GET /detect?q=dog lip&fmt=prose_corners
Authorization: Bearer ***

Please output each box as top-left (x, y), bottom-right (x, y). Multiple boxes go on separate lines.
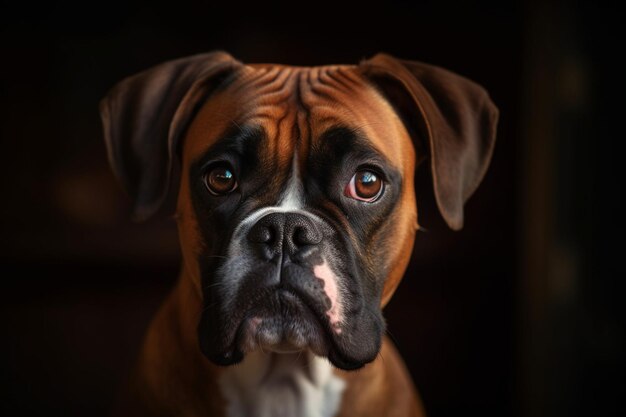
top-left (278, 287), bottom-right (334, 335)
top-left (281, 289), bottom-right (380, 370)
top-left (204, 288), bottom-right (377, 370)
top-left (327, 347), bottom-right (373, 370)
top-left (229, 288), bottom-right (332, 355)
top-left (204, 274), bottom-right (374, 370)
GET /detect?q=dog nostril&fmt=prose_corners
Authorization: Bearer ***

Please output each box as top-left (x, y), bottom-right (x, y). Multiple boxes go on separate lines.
top-left (248, 225), bottom-right (273, 243)
top-left (293, 225), bottom-right (322, 246)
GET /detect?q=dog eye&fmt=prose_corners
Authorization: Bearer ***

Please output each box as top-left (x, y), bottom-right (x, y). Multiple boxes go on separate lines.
top-left (204, 163), bottom-right (238, 195)
top-left (344, 169), bottom-right (384, 202)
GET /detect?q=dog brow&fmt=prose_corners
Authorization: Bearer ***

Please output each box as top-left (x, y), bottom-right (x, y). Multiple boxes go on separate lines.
top-left (315, 125), bottom-right (392, 165)
top-left (191, 124), bottom-right (265, 167)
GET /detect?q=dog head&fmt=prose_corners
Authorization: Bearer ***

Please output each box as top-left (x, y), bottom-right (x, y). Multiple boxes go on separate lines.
top-left (100, 52), bottom-right (497, 370)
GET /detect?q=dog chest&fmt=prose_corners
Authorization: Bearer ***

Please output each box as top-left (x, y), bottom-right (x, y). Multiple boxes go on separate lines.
top-left (218, 351), bottom-right (345, 417)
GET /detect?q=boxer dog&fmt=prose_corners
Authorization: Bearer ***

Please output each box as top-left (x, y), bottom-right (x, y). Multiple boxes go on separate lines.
top-left (100, 51), bottom-right (498, 417)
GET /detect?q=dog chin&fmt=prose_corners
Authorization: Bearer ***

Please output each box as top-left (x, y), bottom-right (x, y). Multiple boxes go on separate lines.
top-left (235, 290), bottom-right (331, 357)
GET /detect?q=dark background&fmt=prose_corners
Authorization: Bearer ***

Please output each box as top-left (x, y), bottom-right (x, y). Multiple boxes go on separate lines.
top-left (1, 1), bottom-right (623, 416)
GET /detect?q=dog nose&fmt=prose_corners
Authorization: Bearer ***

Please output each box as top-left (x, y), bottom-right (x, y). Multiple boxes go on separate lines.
top-left (248, 212), bottom-right (322, 261)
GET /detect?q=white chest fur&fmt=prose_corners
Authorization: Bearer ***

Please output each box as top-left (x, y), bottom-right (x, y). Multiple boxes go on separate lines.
top-left (219, 351), bottom-right (345, 417)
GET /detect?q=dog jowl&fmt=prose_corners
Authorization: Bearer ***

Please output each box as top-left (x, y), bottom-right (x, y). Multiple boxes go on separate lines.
top-left (101, 52), bottom-right (497, 417)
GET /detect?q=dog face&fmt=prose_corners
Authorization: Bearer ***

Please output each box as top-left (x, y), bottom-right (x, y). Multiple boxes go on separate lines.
top-left (100, 52), bottom-right (497, 370)
top-left (177, 65), bottom-right (418, 369)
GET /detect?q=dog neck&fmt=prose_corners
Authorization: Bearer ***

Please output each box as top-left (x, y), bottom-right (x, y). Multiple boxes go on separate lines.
top-left (218, 350), bottom-right (345, 417)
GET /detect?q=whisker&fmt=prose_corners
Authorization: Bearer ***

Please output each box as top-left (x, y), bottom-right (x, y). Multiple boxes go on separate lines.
top-left (377, 349), bottom-right (386, 366)
top-left (292, 349), bottom-right (304, 370)
top-left (230, 118), bottom-right (245, 134)
top-left (203, 281), bottom-right (226, 290)
top-left (201, 301), bottom-right (220, 312)
top-left (257, 330), bottom-right (266, 355)
top-left (385, 328), bottom-right (400, 347)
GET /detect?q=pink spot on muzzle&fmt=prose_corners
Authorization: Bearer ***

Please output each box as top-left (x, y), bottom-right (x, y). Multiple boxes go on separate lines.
top-left (313, 261), bottom-right (343, 334)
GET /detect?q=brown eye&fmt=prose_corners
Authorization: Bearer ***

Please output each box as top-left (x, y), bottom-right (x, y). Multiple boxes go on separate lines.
top-left (204, 164), bottom-right (238, 195)
top-left (344, 169), bottom-right (384, 202)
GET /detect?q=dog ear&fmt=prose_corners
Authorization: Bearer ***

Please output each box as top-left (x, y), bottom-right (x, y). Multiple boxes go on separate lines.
top-left (100, 51), bottom-right (242, 221)
top-left (359, 53), bottom-right (498, 230)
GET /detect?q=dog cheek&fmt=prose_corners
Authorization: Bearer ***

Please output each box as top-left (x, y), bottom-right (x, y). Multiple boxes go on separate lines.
top-left (176, 208), bottom-right (206, 287)
top-left (380, 223), bottom-right (417, 305)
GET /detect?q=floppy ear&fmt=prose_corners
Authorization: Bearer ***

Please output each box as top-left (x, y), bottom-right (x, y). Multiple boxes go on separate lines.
top-left (359, 53), bottom-right (498, 230)
top-left (100, 51), bottom-right (242, 221)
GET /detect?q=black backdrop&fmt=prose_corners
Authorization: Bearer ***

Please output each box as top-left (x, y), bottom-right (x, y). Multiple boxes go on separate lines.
top-left (1, 1), bottom-right (623, 416)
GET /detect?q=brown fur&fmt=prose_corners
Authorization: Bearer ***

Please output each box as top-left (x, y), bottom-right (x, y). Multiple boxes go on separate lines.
top-left (103, 52), bottom-right (497, 417)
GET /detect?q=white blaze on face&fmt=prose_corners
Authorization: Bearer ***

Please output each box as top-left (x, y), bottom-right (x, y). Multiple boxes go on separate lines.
top-left (313, 261), bottom-right (343, 334)
top-left (279, 151), bottom-right (304, 210)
